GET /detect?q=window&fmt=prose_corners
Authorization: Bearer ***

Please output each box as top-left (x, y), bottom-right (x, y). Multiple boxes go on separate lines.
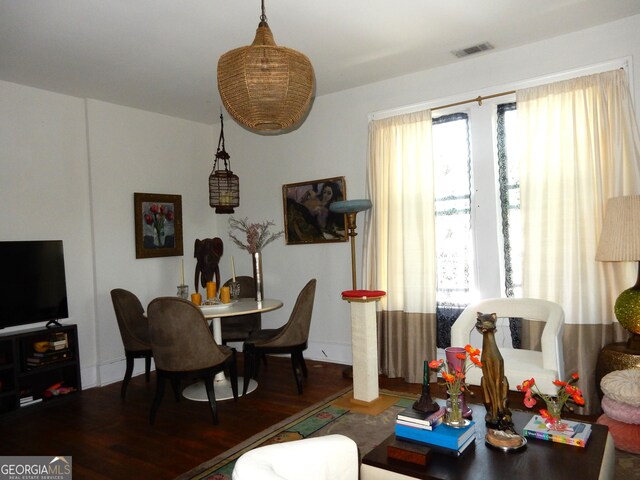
top-left (432, 98), bottom-right (520, 348)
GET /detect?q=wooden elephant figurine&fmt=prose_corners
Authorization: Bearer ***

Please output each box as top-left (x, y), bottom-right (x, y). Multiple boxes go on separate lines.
top-left (194, 237), bottom-right (223, 293)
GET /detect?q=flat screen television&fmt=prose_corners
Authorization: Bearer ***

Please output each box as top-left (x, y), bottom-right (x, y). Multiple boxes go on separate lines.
top-left (0, 240), bottom-right (69, 329)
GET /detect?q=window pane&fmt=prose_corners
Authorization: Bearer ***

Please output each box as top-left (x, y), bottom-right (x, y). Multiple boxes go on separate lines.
top-left (433, 113), bottom-right (472, 347)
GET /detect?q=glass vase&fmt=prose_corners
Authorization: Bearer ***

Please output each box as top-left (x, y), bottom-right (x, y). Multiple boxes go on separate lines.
top-left (445, 390), bottom-right (467, 427)
top-left (544, 399), bottom-right (564, 429)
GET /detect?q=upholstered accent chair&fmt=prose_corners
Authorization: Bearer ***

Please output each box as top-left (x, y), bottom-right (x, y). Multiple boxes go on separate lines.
top-left (242, 279), bottom-right (317, 395)
top-left (232, 434), bottom-right (358, 480)
top-left (451, 297), bottom-right (565, 395)
top-left (221, 276), bottom-right (261, 343)
top-left (110, 288), bottom-right (153, 399)
top-left (147, 297), bottom-right (238, 424)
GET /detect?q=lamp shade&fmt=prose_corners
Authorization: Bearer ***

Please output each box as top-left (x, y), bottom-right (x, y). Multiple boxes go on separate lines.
top-left (217, 20), bottom-right (315, 133)
top-left (596, 195), bottom-right (640, 261)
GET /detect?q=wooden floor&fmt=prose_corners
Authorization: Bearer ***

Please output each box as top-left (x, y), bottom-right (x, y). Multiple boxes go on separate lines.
top-left (0, 355), bottom-right (594, 480)
top-left (1, 355), bottom-right (415, 480)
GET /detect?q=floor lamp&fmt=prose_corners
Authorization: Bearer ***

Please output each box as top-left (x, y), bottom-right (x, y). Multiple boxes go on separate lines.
top-left (330, 199), bottom-right (386, 405)
top-left (329, 199), bottom-right (372, 289)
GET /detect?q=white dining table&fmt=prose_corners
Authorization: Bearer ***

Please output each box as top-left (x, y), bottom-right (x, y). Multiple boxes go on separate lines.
top-left (182, 298), bottom-right (283, 402)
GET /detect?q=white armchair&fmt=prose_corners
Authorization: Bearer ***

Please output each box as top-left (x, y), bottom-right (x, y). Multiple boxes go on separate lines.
top-left (450, 298), bottom-right (565, 395)
top-left (232, 434), bottom-right (359, 480)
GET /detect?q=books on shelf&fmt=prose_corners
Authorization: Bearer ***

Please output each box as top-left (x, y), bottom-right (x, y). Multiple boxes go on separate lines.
top-left (522, 415), bottom-right (592, 448)
top-left (397, 406), bottom-right (446, 426)
top-left (48, 332), bottom-right (68, 350)
top-left (26, 350), bottom-right (71, 367)
top-left (395, 421), bottom-right (476, 451)
top-left (19, 395), bottom-right (43, 407)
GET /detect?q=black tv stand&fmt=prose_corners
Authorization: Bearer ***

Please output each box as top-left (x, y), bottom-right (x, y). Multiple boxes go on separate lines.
top-left (0, 324), bottom-right (81, 415)
top-left (46, 319), bottom-right (62, 329)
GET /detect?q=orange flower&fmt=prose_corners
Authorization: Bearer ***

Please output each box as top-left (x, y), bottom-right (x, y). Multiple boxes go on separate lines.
top-left (428, 359), bottom-right (443, 369)
top-left (428, 344), bottom-right (482, 395)
top-left (470, 356), bottom-right (483, 367)
top-left (519, 372), bottom-right (584, 417)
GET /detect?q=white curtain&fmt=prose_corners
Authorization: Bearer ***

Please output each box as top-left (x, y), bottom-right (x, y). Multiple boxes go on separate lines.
top-left (517, 69), bottom-right (640, 413)
top-left (363, 110), bottom-right (437, 382)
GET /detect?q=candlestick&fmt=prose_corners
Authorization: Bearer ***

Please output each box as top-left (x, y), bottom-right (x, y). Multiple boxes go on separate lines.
top-left (231, 256), bottom-right (236, 282)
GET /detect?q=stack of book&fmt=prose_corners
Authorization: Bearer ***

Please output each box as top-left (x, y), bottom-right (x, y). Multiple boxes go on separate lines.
top-left (19, 395), bottom-right (43, 407)
top-left (396, 405), bottom-right (445, 430)
top-left (26, 349), bottom-right (71, 367)
top-left (394, 407), bottom-right (476, 457)
top-left (522, 415), bottom-right (592, 448)
top-left (49, 332), bottom-right (69, 351)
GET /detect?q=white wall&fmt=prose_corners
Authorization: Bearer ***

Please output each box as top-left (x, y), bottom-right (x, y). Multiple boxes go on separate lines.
top-left (2, 14), bottom-right (640, 388)
top-left (225, 14), bottom-right (640, 365)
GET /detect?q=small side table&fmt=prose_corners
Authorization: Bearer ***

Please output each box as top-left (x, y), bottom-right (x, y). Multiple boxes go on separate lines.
top-left (595, 341), bottom-right (640, 398)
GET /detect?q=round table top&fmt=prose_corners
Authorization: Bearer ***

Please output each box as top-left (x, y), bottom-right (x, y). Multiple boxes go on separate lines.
top-left (199, 298), bottom-right (283, 318)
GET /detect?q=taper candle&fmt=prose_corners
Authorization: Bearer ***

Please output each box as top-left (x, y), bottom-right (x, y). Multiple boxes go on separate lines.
top-left (181, 258), bottom-right (185, 285)
top-left (231, 256), bottom-right (236, 282)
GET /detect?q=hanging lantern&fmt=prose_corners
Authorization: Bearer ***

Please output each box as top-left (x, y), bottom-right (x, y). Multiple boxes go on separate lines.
top-left (209, 114), bottom-right (239, 214)
top-left (217, 0), bottom-right (315, 133)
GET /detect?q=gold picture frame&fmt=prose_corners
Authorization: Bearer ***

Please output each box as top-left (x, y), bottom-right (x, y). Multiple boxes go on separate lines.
top-left (282, 176), bottom-right (348, 245)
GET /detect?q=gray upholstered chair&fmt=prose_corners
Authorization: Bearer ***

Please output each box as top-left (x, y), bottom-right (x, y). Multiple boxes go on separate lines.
top-left (110, 288), bottom-right (153, 399)
top-left (221, 276), bottom-right (262, 343)
top-left (242, 279), bottom-right (317, 395)
top-left (147, 297), bottom-right (238, 424)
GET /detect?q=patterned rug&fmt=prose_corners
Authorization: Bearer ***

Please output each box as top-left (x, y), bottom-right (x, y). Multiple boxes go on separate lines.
top-left (177, 388), bottom-right (639, 480)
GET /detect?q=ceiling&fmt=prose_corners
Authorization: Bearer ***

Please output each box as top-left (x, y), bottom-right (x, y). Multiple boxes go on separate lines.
top-left (2, 1), bottom-right (640, 125)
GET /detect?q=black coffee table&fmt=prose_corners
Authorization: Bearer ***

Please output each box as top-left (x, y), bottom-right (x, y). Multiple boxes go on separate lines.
top-left (361, 404), bottom-right (614, 480)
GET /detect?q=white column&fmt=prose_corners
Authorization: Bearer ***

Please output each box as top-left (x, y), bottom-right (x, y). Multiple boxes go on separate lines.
top-left (348, 299), bottom-right (380, 403)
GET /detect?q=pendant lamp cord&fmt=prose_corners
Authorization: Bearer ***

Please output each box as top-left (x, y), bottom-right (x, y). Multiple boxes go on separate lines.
top-left (216, 113), bottom-right (230, 162)
top-left (260, 0), bottom-right (267, 23)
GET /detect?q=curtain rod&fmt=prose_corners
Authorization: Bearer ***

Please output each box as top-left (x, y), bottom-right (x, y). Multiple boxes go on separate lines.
top-left (431, 90), bottom-right (516, 112)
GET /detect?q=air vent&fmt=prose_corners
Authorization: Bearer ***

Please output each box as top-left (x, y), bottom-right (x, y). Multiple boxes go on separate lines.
top-left (452, 42), bottom-right (494, 58)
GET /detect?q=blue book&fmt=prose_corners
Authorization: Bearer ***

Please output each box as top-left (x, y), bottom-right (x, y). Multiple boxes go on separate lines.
top-left (395, 421), bottom-right (476, 450)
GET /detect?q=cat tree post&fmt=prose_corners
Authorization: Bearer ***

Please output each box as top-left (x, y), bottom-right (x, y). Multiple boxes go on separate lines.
top-left (342, 290), bottom-right (385, 404)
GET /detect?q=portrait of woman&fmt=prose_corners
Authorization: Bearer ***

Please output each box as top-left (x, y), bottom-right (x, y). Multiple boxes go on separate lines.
top-left (282, 177), bottom-right (347, 244)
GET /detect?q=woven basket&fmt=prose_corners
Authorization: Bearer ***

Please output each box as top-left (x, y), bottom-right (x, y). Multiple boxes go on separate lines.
top-left (217, 21), bottom-right (315, 132)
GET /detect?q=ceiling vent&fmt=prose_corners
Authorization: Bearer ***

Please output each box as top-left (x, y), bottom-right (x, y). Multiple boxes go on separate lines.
top-left (452, 42), bottom-right (494, 58)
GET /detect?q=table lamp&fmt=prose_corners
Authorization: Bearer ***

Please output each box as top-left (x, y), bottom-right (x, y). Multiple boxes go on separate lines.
top-left (329, 199), bottom-right (372, 289)
top-left (596, 195), bottom-right (640, 350)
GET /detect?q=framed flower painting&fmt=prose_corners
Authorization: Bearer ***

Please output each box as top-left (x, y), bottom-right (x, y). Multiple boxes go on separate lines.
top-left (134, 192), bottom-right (184, 258)
top-left (282, 176), bottom-right (348, 245)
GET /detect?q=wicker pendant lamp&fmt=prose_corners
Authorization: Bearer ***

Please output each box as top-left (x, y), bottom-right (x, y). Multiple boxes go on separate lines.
top-left (209, 113), bottom-right (239, 214)
top-left (217, 0), bottom-right (315, 133)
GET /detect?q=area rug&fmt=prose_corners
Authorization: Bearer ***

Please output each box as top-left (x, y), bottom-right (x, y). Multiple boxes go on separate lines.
top-left (177, 388), bottom-right (639, 480)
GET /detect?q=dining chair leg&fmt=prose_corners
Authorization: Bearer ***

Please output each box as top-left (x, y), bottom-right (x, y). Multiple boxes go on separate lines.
top-left (290, 353), bottom-right (304, 395)
top-left (299, 352), bottom-right (308, 378)
top-left (121, 352), bottom-right (135, 399)
top-left (229, 349), bottom-right (239, 401)
top-left (170, 373), bottom-right (181, 402)
top-left (144, 353), bottom-right (152, 382)
top-left (242, 347), bottom-right (255, 397)
top-left (150, 371), bottom-right (166, 424)
top-left (203, 371), bottom-right (218, 424)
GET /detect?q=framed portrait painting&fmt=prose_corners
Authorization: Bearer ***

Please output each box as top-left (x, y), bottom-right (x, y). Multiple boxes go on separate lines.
top-left (282, 176), bottom-right (348, 245)
top-left (134, 192), bottom-right (184, 258)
